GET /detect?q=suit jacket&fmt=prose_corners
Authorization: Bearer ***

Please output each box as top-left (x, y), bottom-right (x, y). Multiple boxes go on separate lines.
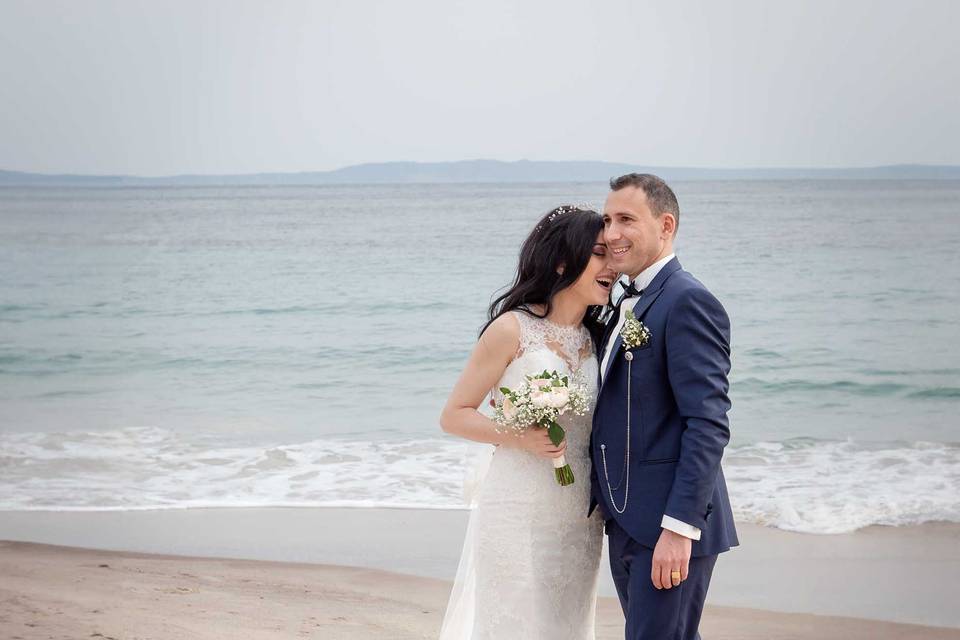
top-left (588, 257), bottom-right (739, 558)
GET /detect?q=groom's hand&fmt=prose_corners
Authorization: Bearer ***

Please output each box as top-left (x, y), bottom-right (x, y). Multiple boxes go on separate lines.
top-left (651, 528), bottom-right (692, 589)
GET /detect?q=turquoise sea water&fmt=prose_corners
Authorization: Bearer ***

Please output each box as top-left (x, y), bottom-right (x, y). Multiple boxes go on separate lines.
top-left (1, 181), bottom-right (958, 532)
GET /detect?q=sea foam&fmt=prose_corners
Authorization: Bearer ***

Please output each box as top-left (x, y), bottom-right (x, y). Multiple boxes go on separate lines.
top-left (0, 427), bottom-right (957, 534)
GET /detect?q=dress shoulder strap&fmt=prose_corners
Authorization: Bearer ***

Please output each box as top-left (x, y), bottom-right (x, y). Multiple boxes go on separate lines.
top-left (510, 310), bottom-right (545, 355)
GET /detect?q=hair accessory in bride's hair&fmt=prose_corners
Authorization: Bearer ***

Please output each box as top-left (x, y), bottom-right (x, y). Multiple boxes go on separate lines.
top-left (547, 204), bottom-right (579, 223)
top-left (536, 203), bottom-right (596, 233)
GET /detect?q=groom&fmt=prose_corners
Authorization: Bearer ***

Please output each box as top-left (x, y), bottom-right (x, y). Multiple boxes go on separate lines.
top-left (589, 173), bottom-right (738, 639)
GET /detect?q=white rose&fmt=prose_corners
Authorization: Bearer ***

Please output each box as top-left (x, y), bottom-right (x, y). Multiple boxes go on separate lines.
top-left (547, 387), bottom-right (570, 408)
top-left (530, 388), bottom-right (551, 408)
top-left (529, 376), bottom-right (552, 391)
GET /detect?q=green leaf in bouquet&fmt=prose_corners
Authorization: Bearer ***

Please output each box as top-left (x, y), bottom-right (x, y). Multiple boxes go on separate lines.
top-left (546, 421), bottom-right (566, 447)
top-left (499, 387), bottom-right (512, 395)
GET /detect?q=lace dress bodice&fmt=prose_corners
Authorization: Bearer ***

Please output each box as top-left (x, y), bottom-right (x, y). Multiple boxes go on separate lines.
top-left (492, 311), bottom-right (599, 463)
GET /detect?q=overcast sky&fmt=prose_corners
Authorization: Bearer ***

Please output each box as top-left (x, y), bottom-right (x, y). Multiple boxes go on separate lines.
top-left (1, 0), bottom-right (958, 175)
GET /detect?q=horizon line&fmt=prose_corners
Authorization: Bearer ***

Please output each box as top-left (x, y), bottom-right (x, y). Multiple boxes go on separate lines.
top-left (3, 159), bottom-right (960, 180)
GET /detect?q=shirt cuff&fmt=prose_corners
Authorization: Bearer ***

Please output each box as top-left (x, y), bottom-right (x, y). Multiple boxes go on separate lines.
top-left (661, 515), bottom-right (702, 541)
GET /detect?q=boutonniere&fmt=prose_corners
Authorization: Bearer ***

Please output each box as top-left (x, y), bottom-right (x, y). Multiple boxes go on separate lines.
top-left (620, 309), bottom-right (651, 350)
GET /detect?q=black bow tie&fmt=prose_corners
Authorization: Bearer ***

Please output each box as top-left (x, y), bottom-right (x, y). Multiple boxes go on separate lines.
top-left (606, 280), bottom-right (643, 324)
top-left (622, 279), bottom-right (643, 299)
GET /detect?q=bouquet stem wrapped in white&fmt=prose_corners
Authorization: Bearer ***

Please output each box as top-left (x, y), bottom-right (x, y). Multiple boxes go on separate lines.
top-left (494, 369), bottom-right (589, 486)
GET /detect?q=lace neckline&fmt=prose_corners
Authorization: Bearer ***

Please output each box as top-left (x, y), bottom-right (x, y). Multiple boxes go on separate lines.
top-left (512, 310), bottom-right (593, 374)
top-left (541, 316), bottom-right (582, 332)
top-left (519, 307), bottom-right (582, 331)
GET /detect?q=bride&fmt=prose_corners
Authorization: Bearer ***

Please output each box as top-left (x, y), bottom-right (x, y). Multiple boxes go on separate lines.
top-left (439, 205), bottom-right (616, 639)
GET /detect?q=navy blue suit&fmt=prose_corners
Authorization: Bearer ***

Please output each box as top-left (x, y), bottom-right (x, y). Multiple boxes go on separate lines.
top-left (589, 257), bottom-right (738, 639)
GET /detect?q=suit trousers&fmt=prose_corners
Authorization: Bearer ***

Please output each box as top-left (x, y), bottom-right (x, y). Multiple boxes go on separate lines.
top-left (606, 518), bottom-right (717, 640)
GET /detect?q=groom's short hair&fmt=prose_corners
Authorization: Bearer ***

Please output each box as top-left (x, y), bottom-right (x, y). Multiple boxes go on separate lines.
top-left (609, 173), bottom-right (680, 233)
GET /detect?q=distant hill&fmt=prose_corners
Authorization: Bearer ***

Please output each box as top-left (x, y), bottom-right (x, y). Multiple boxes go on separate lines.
top-left (2, 160), bottom-right (959, 186)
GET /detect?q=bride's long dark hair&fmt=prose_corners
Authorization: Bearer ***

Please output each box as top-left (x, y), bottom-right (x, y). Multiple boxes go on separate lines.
top-left (480, 205), bottom-right (607, 350)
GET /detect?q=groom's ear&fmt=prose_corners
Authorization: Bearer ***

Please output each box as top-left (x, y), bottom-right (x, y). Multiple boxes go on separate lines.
top-left (661, 212), bottom-right (677, 238)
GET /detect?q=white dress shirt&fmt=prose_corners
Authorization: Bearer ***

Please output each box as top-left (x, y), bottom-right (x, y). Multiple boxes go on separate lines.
top-left (599, 253), bottom-right (702, 541)
top-left (600, 253), bottom-right (676, 379)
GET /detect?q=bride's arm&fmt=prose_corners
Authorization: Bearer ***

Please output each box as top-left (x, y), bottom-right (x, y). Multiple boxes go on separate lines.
top-left (439, 313), bottom-right (566, 459)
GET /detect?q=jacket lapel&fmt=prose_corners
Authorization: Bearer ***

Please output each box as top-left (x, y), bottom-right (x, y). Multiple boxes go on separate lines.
top-left (598, 257), bottom-right (683, 391)
top-left (599, 289), bottom-right (664, 385)
top-left (600, 329), bottom-right (624, 387)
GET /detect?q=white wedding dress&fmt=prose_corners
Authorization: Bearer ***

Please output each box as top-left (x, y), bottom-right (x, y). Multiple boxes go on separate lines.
top-left (440, 311), bottom-right (604, 640)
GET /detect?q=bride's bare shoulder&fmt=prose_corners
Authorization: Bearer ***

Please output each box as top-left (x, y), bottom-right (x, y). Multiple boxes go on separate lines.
top-left (479, 312), bottom-right (521, 358)
top-left (481, 311), bottom-right (520, 341)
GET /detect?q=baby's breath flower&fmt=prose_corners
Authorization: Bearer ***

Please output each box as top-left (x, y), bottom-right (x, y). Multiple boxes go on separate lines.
top-left (620, 309), bottom-right (651, 350)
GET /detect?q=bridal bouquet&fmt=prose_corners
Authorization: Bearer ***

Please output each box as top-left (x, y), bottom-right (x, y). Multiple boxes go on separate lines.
top-left (493, 370), bottom-right (589, 486)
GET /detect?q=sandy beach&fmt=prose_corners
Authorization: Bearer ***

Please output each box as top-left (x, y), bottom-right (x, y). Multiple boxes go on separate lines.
top-left (1, 507), bottom-right (959, 638)
top-left (2, 539), bottom-right (960, 640)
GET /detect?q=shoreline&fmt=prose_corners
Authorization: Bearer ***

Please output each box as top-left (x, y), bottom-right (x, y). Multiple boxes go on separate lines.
top-left (0, 507), bottom-right (958, 629)
top-left (2, 540), bottom-right (960, 640)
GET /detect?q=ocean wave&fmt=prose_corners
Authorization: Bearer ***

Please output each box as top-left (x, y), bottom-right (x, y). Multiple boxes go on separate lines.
top-left (0, 303), bottom-right (43, 314)
top-left (736, 376), bottom-right (960, 401)
top-left (0, 428), bottom-right (957, 534)
top-left (0, 427), bottom-right (469, 512)
top-left (725, 438), bottom-right (960, 533)
top-left (907, 387), bottom-right (960, 399)
top-left (736, 377), bottom-right (909, 397)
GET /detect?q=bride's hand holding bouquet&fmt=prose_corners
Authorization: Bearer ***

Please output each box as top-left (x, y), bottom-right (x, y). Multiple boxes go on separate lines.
top-left (493, 369), bottom-right (589, 486)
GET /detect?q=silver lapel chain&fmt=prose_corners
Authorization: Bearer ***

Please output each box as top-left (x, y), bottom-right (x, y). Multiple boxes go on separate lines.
top-left (600, 349), bottom-right (633, 514)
